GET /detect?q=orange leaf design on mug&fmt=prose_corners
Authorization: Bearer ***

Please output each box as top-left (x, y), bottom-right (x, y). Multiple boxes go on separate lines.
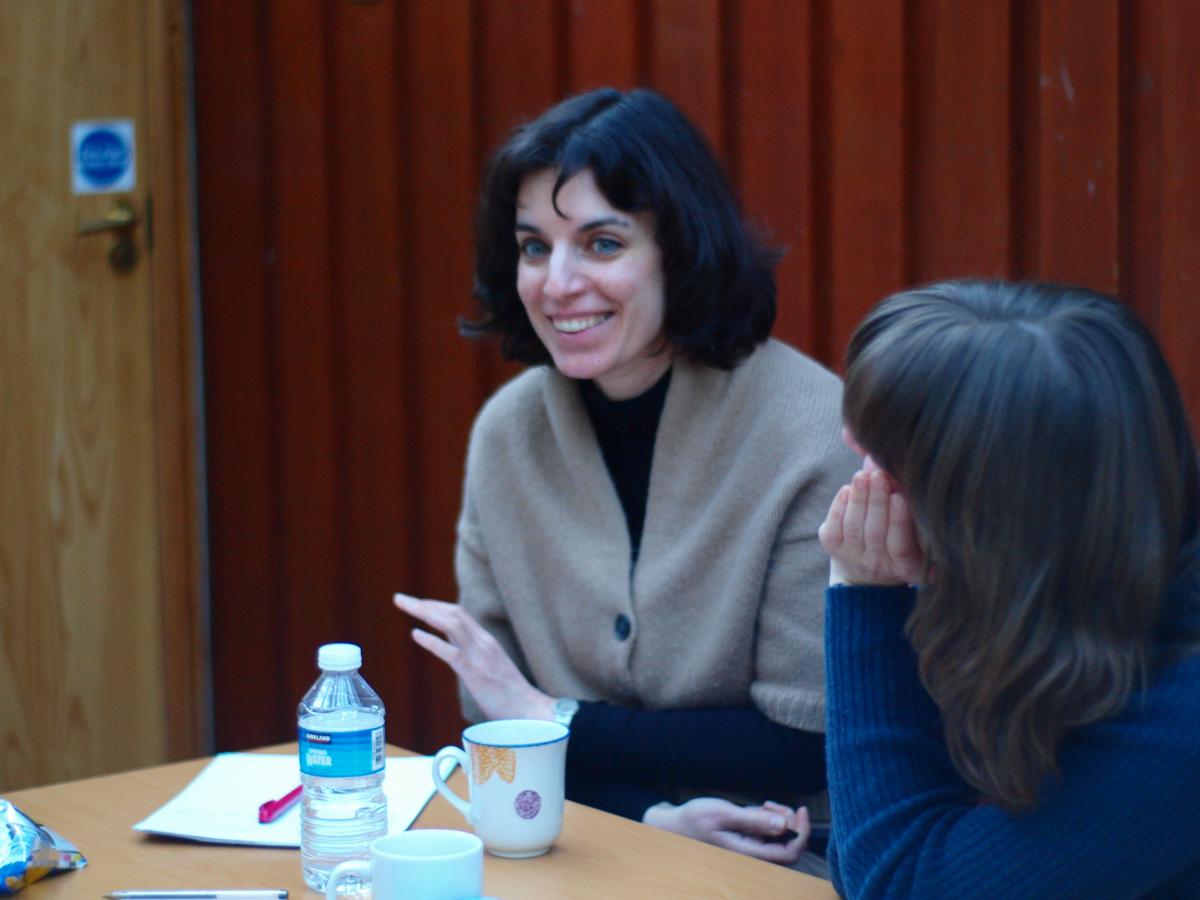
top-left (471, 745), bottom-right (517, 785)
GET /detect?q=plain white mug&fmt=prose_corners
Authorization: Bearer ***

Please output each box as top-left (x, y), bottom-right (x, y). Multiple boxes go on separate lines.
top-left (324, 829), bottom-right (483, 900)
top-left (432, 718), bottom-right (569, 858)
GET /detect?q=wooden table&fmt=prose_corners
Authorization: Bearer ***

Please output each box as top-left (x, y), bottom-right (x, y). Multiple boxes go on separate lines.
top-left (6, 746), bottom-right (836, 899)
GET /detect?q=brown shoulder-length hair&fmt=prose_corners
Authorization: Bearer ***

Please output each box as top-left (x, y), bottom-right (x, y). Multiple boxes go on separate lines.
top-left (843, 279), bottom-right (1200, 812)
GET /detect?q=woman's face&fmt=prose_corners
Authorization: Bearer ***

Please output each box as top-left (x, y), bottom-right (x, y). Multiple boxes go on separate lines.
top-left (514, 167), bottom-right (672, 400)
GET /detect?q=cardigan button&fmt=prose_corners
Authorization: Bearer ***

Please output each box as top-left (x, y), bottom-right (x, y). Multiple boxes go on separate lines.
top-left (614, 614), bottom-right (632, 641)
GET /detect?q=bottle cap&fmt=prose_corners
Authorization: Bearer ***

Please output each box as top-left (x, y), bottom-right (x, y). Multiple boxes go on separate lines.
top-left (317, 642), bottom-right (362, 671)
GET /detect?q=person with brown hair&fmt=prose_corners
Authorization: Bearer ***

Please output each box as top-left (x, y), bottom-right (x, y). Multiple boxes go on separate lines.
top-left (819, 279), bottom-right (1200, 897)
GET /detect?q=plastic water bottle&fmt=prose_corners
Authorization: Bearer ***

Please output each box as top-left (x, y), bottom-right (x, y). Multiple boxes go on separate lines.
top-left (298, 642), bottom-right (388, 892)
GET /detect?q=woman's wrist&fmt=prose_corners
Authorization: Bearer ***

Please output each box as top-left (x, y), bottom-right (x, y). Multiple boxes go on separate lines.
top-left (829, 557), bottom-right (912, 587)
top-left (522, 689), bottom-right (557, 721)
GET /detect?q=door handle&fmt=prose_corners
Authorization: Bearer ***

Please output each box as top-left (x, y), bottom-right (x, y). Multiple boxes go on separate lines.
top-left (77, 199), bottom-right (140, 234)
top-left (77, 200), bottom-right (140, 273)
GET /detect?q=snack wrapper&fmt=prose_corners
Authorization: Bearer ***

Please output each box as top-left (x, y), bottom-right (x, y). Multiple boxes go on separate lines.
top-left (0, 799), bottom-right (87, 894)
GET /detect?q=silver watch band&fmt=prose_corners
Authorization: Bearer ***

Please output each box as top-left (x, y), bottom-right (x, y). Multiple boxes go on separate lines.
top-left (552, 697), bottom-right (580, 728)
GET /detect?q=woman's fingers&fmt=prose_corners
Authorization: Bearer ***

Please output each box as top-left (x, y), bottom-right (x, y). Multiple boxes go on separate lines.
top-left (840, 472), bottom-right (870, 545)
top-left (886, 493), bottom-right (924, 580)
top-left (396, 592), bottom-right (552, 721)
top-left (824, 465), bottom-right (923, 585)
top-left (393, 592), bottom-right (449, 629)
top-left (713, 805), bottom-right (806, 864)
top-left (862, 470), bottom-right (891, 548)
top-left (791, 806), bottom-right (812, 844)
top-left (410, 627), bottom-right (463, 670)
top-left (818, 485), bottom-right (850, 553)
top-left (760, 800), bottom-right (794, 817)
top-left (398, 596), bottom-right (493, 682)
top-left (718, 831), bottom-right (804, 865)
top-left (394, 592), bottom-right (487, 648)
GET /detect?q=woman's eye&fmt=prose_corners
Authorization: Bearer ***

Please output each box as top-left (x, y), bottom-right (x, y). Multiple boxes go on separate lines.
top-left (589, 237), bottom-right (621, 255)
top-left (519, 238), bottom-right (549, 260)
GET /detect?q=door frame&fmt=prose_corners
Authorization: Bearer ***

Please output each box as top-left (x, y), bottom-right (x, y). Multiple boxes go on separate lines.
top-left (146, 0), bottom-right (208, 758)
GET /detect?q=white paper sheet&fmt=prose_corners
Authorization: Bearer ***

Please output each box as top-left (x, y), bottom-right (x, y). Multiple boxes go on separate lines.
top-left (134, 753), bottom-right (447, 847)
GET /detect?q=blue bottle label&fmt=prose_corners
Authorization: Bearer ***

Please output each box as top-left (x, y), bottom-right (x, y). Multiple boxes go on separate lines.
top-left (299, 726), bottom-right (385, 776)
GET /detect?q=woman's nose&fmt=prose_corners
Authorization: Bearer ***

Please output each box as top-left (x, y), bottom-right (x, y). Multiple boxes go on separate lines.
top-left (543, 247), bottom-right (579, 299)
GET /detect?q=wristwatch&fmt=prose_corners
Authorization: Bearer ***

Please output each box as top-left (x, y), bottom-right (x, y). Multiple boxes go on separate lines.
top-left (552, 697), bottom-right (580, 729)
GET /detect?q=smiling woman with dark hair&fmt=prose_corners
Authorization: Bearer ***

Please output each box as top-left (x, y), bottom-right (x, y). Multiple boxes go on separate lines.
top-left (393, 87), bottom-right (857, 870)
top-left (465, 87), bottom-right (776, 370)
top-left (820, 279), bottom-right (1200, 897)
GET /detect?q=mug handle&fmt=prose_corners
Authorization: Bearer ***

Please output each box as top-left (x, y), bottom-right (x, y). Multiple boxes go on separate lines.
top-left (432, 746), bottom-right (471, 822)
top-left (326, 858), bottom-right (371, 900)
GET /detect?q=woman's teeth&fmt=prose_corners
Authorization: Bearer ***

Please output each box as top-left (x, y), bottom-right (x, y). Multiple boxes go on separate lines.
top-left (553, 314), bottom-right (610, 333)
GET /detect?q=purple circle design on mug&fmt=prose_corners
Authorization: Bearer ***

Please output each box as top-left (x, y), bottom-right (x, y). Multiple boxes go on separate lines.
top-left (514, 789), bottom-right (541, 820)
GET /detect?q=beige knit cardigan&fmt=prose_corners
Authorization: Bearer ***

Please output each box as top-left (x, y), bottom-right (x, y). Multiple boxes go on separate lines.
top-left (455, 339), bottom-right (858, 732)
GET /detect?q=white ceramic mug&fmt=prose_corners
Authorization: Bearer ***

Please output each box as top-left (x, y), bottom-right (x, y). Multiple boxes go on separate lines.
top-left (432, 718), bottom-right (569, 858)
top-left (324, 829), bottom-right (483, 900)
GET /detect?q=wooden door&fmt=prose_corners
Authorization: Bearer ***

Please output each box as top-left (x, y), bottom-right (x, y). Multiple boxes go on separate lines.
top-left (0, 0), bottom-right (202, 791)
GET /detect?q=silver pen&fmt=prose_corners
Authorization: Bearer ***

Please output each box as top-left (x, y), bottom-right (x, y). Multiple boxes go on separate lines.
top-left (105, 892), bottom-right (287, 899)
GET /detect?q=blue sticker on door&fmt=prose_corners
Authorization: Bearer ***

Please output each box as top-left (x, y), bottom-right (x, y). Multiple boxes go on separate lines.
top-left (72, 120), bottom-right (136, 194)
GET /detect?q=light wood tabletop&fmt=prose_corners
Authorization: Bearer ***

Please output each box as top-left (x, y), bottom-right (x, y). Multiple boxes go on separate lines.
top-left (6, 745), bottom-right (837, 899)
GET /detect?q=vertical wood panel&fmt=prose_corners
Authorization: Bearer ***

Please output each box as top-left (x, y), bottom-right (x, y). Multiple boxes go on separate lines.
top-left (910, 0), bottom-right (1013, 282)
top-left (734, 0), bottom-right (818, 354)
top-left (476, 1), bottom-right (561, 395)
top-left (568, 0), bottom-right (640, 92)
top-left (1032, 0), bottom-right (1120, 292)
top-left (825, 0), bottom-right (908, 360)
top-left (266, 0), bottom-right (344, 721)
top-left (403, 0), bottom-right (481, 752)
top-left (145, 0), bottom-right (207, 758)
top-left (329, 0), bottom-right (419, 749)
top-left (649, 0), bottom-right (723, 153)
top-left (1013, 0), bottom-right (1041, 279)
top-left (478, 0), bottom-right (562, 154)
top-left (194, 0), bottom-right (282, 750)
top-left (1125, 0), bottom-right (1161, 330)
top-left (1156, 1), bottom-right (1200, 425)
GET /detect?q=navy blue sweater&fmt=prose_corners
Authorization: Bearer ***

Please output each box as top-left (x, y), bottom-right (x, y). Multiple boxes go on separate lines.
top-left (825, 577), bottom-right (1200, 899)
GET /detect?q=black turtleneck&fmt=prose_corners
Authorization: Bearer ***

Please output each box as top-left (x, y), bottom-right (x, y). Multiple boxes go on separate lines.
top-left (578, 368), bottom-right (672, 562)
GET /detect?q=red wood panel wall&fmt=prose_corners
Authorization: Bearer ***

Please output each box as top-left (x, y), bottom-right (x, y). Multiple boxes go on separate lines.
top-left (192, 1), bottom-right (1200, 754)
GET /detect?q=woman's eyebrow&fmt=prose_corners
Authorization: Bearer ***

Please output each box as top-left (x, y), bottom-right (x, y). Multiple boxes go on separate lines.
top-left (515, 216), bottom-right (630, 234)
top-left (578, 216), bottom-right (630, 231)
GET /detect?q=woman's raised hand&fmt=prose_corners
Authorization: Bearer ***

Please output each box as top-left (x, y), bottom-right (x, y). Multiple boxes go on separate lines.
top-left (818, 456), bottom-right (924, 586)
top-left (393, 593), bottom-right (555, 722)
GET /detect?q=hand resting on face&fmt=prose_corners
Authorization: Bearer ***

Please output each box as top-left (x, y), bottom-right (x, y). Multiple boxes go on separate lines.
top-left (818, 455), bottom-right (924, 587)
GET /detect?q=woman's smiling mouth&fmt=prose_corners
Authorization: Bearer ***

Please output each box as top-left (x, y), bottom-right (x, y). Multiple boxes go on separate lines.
top-left (551, 313), bottom-right (613, 334)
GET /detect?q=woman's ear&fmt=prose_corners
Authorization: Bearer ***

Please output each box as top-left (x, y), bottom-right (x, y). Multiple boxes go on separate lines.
top-left (841, 425), bottom-right (867, 459)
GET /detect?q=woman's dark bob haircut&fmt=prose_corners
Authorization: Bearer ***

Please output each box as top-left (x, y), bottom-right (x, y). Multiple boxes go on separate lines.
top-left (462, 87), bottom-right (778, 369)
top-left (844, 278), bottom-right (1200, 811)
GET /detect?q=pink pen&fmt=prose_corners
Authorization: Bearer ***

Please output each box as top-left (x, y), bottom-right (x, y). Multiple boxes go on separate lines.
top-left (258, 785), bottom-right (302, 824)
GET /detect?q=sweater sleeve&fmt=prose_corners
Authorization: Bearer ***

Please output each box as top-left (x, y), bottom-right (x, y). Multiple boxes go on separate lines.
top-left (826, 584), bottom-right (1200, 900)
top-left (565, 701), bottom-right (826, 821)
top-left (565, 768), bottom-right (670, 822)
